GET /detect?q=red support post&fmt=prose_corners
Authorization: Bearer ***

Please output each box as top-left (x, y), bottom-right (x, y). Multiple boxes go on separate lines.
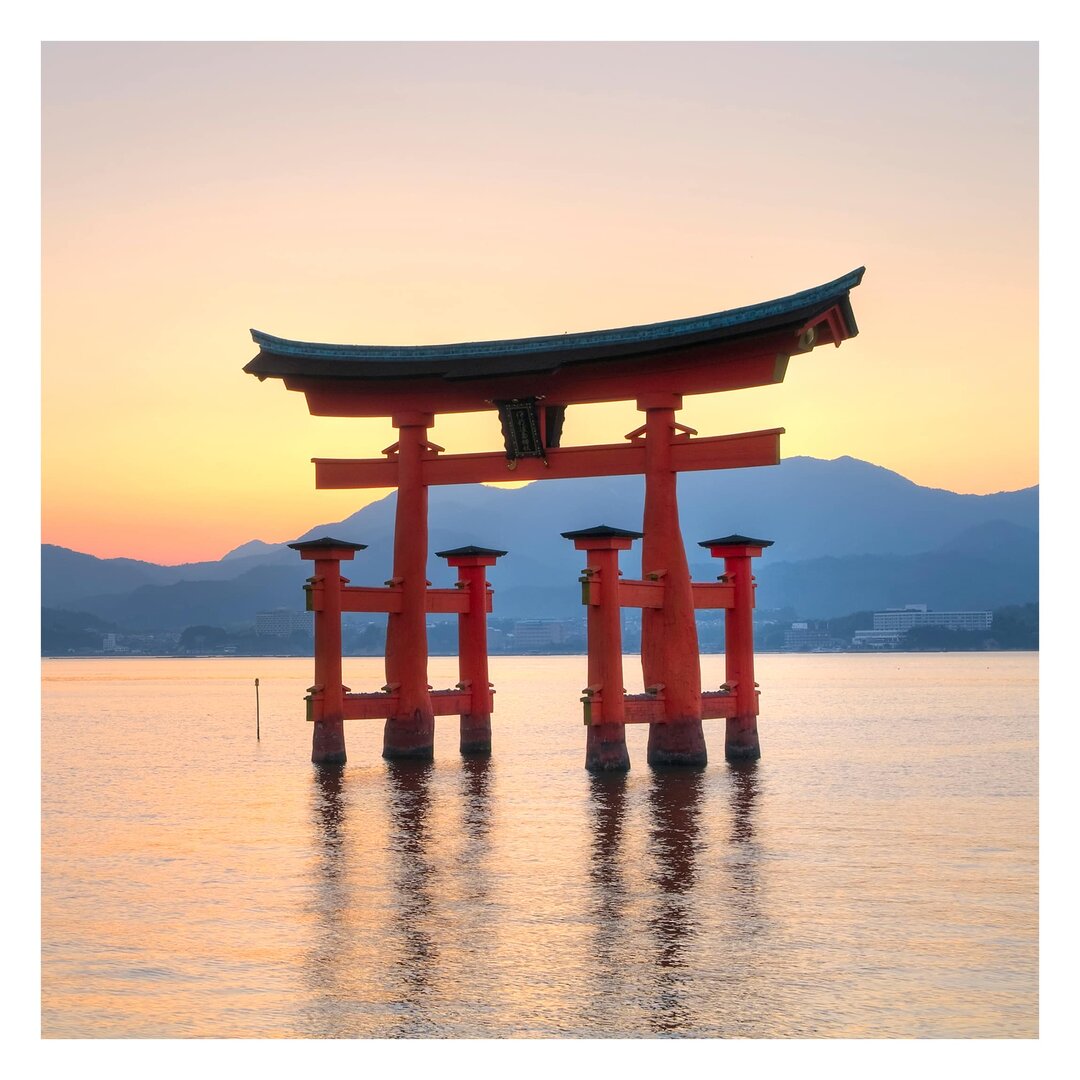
top-left (435, 545), bottom-right (508, 756)
top-left (699, 534), bottom-right (774, 761)
top-left (638, 395), bottom-right (707, 767)
top-left (288, 537), bottom-right (368, 765)
top-left (563, 525), bottom-right (640, 772)
top-left (383, 412), bottom-right (436, 759)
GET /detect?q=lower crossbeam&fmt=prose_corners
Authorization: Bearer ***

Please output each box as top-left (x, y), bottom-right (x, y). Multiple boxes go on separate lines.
top-left (331, 688), bottom-right (476, 721)
top-left (581, 688), bottom-right (739, 725)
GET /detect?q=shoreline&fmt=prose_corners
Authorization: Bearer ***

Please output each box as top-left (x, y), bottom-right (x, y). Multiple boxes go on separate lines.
top-left (41, 647), bottom-right (1041, 660)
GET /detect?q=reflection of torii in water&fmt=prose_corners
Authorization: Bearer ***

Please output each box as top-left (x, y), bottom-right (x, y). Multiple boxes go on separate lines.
top-left (245, 268), bottom-right (865, 770)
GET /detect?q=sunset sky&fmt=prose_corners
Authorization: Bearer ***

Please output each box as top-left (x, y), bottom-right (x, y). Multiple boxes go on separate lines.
top-left (41, 41), bottom-right (1038, 565)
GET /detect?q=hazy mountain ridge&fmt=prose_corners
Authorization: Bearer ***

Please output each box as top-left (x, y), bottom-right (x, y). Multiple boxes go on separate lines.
top-left (41, 542), bottom-right (294, 607)
top-left (754, 544), bottom-right (1038, 620)
top-left (220, 539), bottom-right (285, 561)
top-left (42, 456), bottom-right (1038, 630)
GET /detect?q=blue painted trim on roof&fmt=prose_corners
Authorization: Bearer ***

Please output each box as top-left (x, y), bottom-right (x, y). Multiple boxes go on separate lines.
top-left (250, 267), bottom-right (864, 363)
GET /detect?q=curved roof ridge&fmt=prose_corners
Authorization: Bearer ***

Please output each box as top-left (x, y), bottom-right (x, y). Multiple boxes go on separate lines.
top-left (250, 267), bottom-right (865, 364)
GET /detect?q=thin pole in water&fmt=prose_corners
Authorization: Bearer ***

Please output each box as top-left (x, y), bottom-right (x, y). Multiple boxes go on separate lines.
top-left (255, 677), bottom-right (260, 741)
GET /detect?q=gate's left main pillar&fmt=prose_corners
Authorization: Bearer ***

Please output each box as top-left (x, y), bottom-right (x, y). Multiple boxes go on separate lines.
top-left (383, 412), bottom-right (436, 760)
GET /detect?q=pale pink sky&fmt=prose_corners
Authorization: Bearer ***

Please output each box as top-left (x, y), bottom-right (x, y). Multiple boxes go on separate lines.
top-left (41, 42), bottom-right (1038, 563)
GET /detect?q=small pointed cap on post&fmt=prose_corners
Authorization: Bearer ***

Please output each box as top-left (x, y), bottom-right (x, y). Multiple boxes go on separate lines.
top-left (434, 545), bottom-right (508, 558)
top-left (698, 534), bottom-right (774, 557)
top-left (288, 536), bottom-right (368, 561)
top-left (561, 524), bottom-right (643, 550)
top-left (561, 525), bottom-right (644, 540)
top-left (435, 544), bottom-right (508, 567)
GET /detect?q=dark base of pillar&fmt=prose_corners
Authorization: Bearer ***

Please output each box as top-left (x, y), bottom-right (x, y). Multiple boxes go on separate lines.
top-left (585, 724), bottom-right (630, 772)
top-left (382, 711), bottom-right (435, 761)
top-left (311, 719), bottom-right (347, 764)
top-left (725, 743), bottom-right (761, 761)
top-left (382, 746), bottom-right (434, 761)
top-left (460, 714), bottom-right (492, 756)
top-left (725, 715), bottom-right (761, 761)
top-left (460, 740), bottom-right (491, 756)
top-left (647, 718), bottom-right (707, 767)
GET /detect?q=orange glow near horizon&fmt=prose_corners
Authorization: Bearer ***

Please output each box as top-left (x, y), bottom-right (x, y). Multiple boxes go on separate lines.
top-left (42, 42), bottom-right (1038, 565)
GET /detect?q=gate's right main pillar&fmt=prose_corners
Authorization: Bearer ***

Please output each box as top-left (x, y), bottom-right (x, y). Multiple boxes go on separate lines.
top-left (638, 393), bottom-right (707, 767)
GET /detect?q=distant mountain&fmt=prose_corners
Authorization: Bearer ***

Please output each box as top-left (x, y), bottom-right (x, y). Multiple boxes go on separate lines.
top-left (42, 456), bottom-right (1038, 631)
top-left (933, 518), bottom-right (1039, 561)
top-left (679, 456), bottom-right (1036, 563)
top-left (41, 542), bottom-right (294, 608)
top-left (220, 539), bottom-right (287, 561)
top-left (68, 563), bottom-right (308, 633)
top-left (754, 521), bottom-right (1039, 619)
top-left (41, 608), bottom-right (121, 653)
top-left (41, 545), bottom-right (181, 606)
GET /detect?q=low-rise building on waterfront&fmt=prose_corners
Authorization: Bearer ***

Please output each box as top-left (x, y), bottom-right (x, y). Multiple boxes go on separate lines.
top-left (783, 621), bottom-right (847, 651)
top-left (255, 609), bottom-right (314, 637)
top-left (513, 619), bottom-right (573, 651)
top-left (852, 628), bottom-right (906, 649)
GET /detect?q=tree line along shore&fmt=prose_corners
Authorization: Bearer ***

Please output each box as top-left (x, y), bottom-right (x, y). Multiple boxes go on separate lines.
top-left (41, 603), bottom-right (1038, 658)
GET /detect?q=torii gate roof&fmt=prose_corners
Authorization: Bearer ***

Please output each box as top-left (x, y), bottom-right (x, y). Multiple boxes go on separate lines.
top-left (245, 267), bottom-right (864, 383)
top-left (244, 267), bottom-right (864, 417)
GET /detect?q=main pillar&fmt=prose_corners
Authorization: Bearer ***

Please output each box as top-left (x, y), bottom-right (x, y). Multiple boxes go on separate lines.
top-left (700, 535), bottom-right (773, 760)
top-left (435, 545), bottom-right (508, 756)
top-left (638, 394), bottom-right (707, 767)
top-left (563, 525), bottom-right (639, 772)
top-left (383, 412), bottom-right (436, 759)
top-left (289, 537), bottom-right (368, 765)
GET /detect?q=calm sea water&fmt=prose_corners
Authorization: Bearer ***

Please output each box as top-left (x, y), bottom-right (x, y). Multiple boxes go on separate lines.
top-left (41, 653), bottom-right (1037, 1039)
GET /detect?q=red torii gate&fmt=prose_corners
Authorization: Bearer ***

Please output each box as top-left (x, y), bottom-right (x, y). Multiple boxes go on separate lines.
top-left (245, 267), bottom-right (864, 770)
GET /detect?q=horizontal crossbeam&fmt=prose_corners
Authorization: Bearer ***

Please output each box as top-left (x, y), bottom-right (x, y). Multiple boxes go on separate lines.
top-left (700, 689), bottom-right (741, 719)
top-left (339, 585), bottom-right (401, 613)
top-left (580, 578), bottom-right (736, 610)
top-left (618, 580), bottom-right (665, 608)
top-left (691, 582), bottom-right (735, 609)
top-left (311, 585), bottom-right (489, 615)
top-left (581, 688), bottom-right (738, 725)
top-left (314, 427), bottom-right (783, 490)
top-left (335, 687), bottom-right (477, 721)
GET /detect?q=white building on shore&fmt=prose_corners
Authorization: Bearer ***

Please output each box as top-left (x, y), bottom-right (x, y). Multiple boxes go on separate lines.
top-left (853, 604), bottom-right (993, 648)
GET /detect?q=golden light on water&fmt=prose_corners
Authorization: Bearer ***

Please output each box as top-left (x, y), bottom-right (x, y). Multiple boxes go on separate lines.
top-left (41, 653), bottom-right (1038, 1037)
